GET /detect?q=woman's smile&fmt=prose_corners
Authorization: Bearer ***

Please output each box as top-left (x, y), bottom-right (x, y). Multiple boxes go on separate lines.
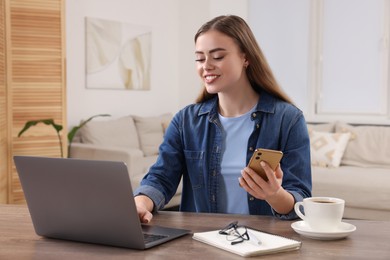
top-left (204, 74), bottom-right (220, 84)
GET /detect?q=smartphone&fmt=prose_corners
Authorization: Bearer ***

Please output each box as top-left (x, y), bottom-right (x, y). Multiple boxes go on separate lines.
top-left (247, 148), bottom-right (283, 181)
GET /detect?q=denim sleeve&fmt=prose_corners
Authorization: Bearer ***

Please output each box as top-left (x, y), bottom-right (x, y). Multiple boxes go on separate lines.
top-left (271, 190), bottom-right (303, 220)
top-left (272, 112), bottom-right (312, 220)
top-left (134, 185), bottom-right (166, 212)
top-left (133, 111), bottom-right (185, 211)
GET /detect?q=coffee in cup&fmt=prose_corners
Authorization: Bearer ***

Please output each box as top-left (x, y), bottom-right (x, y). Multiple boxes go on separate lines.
top-left (294, 197), bottom-right (345, 231)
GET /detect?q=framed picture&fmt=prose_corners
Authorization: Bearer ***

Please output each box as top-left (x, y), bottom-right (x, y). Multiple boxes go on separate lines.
top-left (85, 17), bottom-right (151, 90)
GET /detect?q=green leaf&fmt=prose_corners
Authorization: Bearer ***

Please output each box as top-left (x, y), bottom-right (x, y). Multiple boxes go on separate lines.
top-left (18, 118), bottom-right (64, 158)
top-left (18, 119), bottom-right (63, 137)
top-left (67, 114), bottom-right (110, 143)
top-left (67, 126), bottom-right (81, 145)
top-left (42, 119), bottom-right (63, 132)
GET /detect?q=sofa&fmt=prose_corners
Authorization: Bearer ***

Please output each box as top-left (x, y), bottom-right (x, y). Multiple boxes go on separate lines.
top-left (71, 114), bottom-right (390, 220)
top-left (308, 121), bottom-right (390, 220)
top-left (69, 113), bottom-right (182, 209)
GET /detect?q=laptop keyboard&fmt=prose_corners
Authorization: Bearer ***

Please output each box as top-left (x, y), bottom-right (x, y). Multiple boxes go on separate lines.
top-left (143, 233), bottom-right (168, 244)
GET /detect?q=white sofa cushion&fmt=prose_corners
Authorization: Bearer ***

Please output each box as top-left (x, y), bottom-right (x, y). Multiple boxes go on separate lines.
top-left (80, 116), bottom-right (140, 149)
top-left (309, 131), bottom-right (351, 167)
top-left (133, 113), bottom-right (172, 156)
top-left (335, 122), bottom-right (390, 168)
top-left (307, 122), bottom-right (335, 133)
top-left (312, 166), bottom-right (390, 211)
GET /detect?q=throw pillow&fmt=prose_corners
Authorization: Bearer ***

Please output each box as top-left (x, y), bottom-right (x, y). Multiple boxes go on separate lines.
top-left (310, 131), bottom-right (351, 167)
top-left (307, 122), bottom-right (335, 133)
top-left (160, 113), bottom-right (173, 134)
top-left (133, 113), bottom-right (172, 156)
top-left (80, 116), bottom-right (140, 149)
top-left (335, 122), bottom-right (390, 168)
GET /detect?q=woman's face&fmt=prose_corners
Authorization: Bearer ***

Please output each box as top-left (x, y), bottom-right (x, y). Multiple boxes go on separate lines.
top-left (195, 30), bottom-right (248, 95)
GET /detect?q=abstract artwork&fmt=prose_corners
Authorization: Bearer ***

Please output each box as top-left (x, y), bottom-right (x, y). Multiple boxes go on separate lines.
top-left (85, 17), bottom-right (151, 90)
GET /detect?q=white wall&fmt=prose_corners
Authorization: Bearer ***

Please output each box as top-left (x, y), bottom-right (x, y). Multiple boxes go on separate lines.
top-left (249, 0), bottom-right (310, 113)
top-left (248, 0), bottom-right (390, 124)
top-left (66, 0), bottom-right (248, 128)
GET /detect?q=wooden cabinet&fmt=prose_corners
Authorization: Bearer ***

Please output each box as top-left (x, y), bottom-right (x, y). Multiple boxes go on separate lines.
top-left (0, 0), bottom-right (7, 204)
top-left (0, 0), bottom-right (66, 204)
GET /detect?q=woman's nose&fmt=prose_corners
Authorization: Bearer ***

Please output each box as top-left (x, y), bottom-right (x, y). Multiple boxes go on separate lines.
top-left (203, 59), bottom-right (214, 70)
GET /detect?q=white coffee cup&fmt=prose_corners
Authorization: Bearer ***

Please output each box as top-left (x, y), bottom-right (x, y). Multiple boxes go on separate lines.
top-left (294, 197), bottom-right (345, 232)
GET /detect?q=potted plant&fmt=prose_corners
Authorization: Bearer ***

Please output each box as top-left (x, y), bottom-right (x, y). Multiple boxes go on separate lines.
top-left (18, 114), bottom-right (110, 158)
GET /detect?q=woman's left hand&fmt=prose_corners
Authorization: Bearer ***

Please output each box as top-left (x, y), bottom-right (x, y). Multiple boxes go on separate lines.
top-left (239, 161), bottom-right (295, 214)
top-left (239, 161), bottom-right (283, 200)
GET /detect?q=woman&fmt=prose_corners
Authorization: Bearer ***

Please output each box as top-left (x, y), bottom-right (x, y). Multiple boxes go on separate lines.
top-left (134, 15), bottom-right (311, 223)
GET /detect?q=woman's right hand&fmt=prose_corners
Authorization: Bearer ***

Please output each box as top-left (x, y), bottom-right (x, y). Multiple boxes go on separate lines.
top-left (134, 195), bottom-right (154, 224)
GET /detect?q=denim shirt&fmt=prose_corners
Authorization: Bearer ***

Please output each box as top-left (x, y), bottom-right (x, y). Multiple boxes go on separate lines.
top-left (134, 90), bottom-right (312, 220)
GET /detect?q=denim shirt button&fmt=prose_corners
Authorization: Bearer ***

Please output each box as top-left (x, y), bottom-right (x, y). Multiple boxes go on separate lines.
top-left (249, 197), bottom-right (255, 201)
top-left (212, 170), bottom-right (217, 176)
top-left (256, 123), bottom-right (260, 129)
top-left (252, 112), bottom-right (257, 118)
top-left (249, 147), bottom-right (254, 152)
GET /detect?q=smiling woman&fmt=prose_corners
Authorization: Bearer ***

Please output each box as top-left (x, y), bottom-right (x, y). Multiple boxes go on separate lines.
top-left (133, 15), bottom-right (312, 224)
top-left (195, 30), bottom-right (250, 107)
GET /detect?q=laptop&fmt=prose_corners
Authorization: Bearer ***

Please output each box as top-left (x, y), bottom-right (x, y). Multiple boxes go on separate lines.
top-left (13, 156), bottom-right (190, 249)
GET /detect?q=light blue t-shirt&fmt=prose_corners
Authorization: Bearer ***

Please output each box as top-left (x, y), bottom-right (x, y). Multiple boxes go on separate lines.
top-left (217, 105), bottom-right (256, 214)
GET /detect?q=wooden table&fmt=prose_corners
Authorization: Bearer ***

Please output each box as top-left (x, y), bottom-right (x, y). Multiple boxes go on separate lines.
top-left (0, 204), bottom-right (389, 259)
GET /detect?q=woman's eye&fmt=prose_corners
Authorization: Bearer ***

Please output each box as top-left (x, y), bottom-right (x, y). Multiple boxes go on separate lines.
top-left (195, 56), bottom-right (224, 62)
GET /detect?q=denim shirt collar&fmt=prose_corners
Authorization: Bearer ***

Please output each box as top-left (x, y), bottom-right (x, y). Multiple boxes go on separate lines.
top-left (198, 90), bottom-right (277, 119)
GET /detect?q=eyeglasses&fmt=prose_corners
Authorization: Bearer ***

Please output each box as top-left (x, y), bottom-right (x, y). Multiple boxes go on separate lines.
top-left (219, 221), bottom-right (250, 245)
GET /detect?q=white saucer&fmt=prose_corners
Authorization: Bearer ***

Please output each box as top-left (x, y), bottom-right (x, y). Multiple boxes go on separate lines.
top-left (291, 221), bottom-right (356, 240)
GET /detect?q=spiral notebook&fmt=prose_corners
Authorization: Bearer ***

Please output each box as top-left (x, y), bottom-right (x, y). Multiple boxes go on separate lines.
top-left (193, 227), bottom-right (301, 257)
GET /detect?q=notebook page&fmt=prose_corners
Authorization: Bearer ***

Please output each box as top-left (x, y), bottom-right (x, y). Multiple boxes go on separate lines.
top-left (193, 228), bottom-right (301, 257)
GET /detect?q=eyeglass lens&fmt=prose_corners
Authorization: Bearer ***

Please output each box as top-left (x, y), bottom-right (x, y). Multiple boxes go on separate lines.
top-left (219, 221), bottom-right (249, 245)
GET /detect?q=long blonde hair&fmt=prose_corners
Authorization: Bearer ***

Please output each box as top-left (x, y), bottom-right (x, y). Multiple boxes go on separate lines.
top-left (194, 15), bottom-right (293, 104)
